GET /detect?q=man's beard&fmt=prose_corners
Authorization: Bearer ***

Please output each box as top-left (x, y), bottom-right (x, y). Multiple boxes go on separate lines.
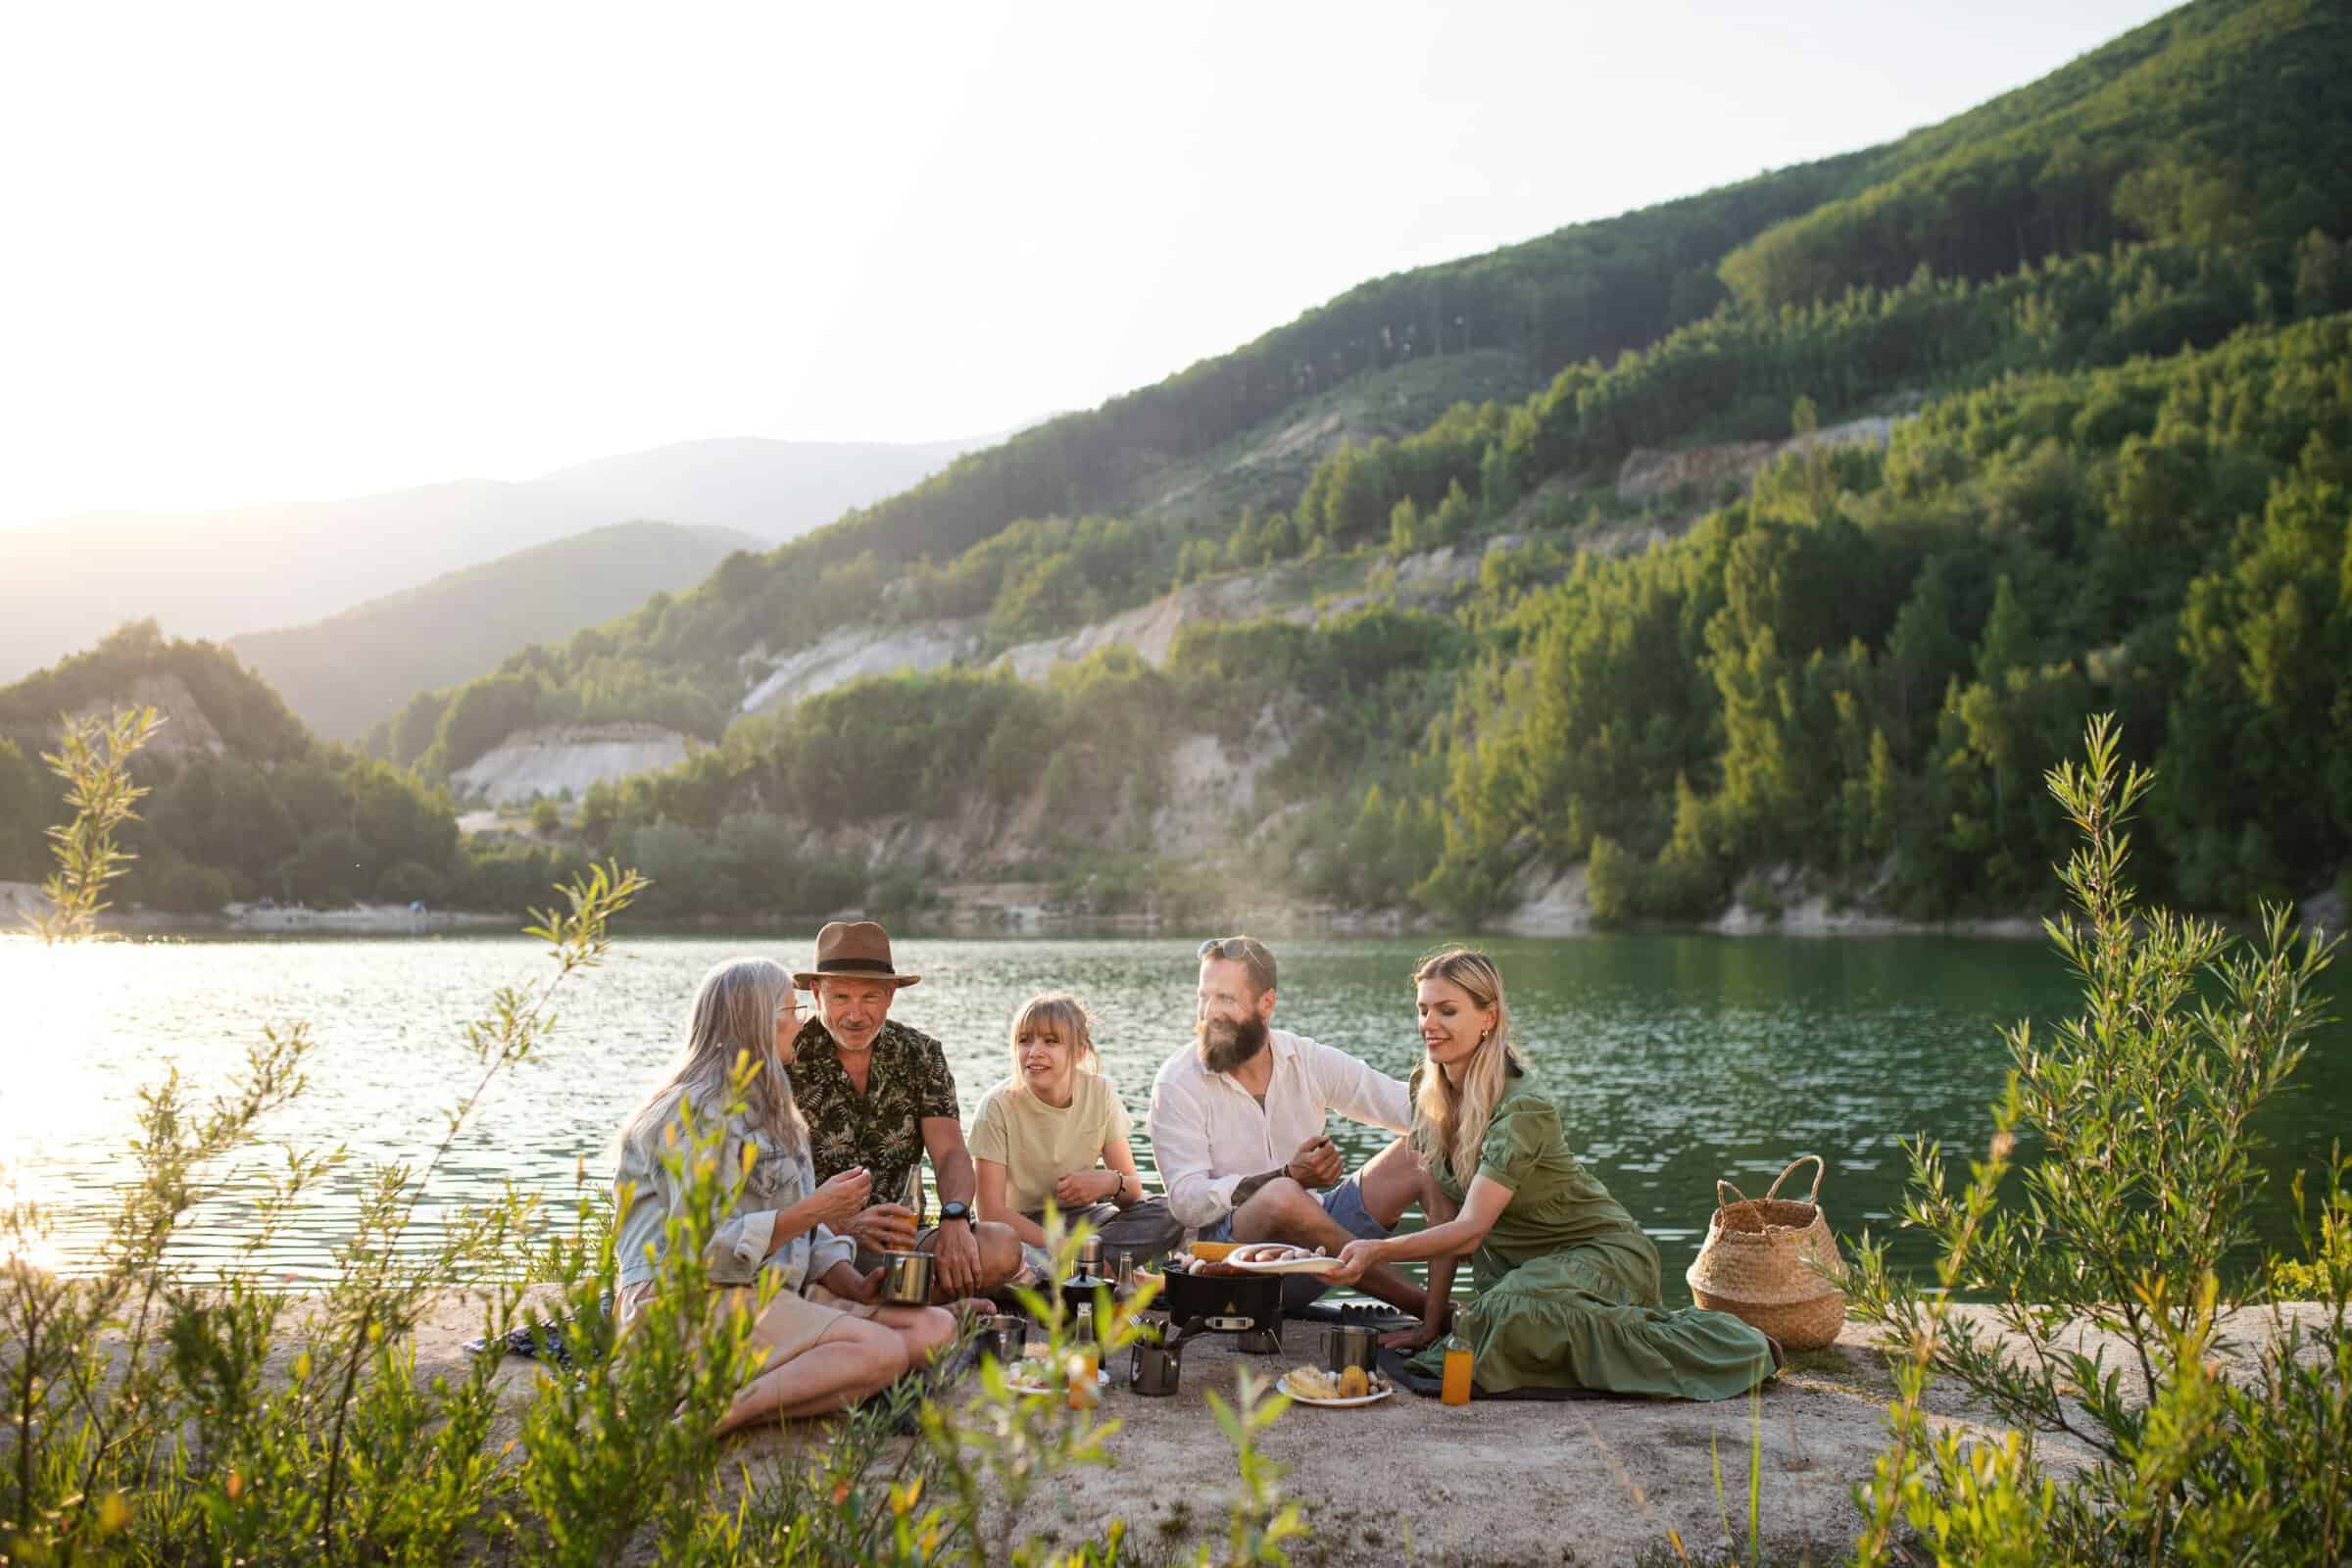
top-left (1196, 1012), bottom-right (1268, 1075)
top-left (824, 1017), bottom-right (876, 1054)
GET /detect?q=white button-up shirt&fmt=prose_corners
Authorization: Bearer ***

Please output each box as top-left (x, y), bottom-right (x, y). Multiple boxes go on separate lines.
top-left (1146, 1027), bottom-right (1412, 1230)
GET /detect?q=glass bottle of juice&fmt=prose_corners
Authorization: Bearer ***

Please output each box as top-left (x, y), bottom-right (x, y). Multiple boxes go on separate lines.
top-left (1068, 1306), bottom-right (1100, 1408)
top-left (1440, 1334), bottom-right (1474, 1405)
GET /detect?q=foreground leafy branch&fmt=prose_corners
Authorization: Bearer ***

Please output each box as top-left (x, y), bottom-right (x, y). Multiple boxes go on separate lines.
top-left (2, 859), bottom-right (1307, 1568)
top-left (1848, 715), bottom-right (2351, 1565)
top-left (24, 704), bottom-right (163, 943)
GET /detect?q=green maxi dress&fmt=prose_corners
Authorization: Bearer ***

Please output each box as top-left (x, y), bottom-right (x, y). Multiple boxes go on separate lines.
top-left (1401, 1072), bottom-right (1775, 1399)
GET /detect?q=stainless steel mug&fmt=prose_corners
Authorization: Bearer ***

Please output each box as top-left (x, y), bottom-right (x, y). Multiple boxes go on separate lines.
top-left (879, 1250), bottom-right (935, 1305)
top-left (974, 1313), bottom-right (1027, 1366)
top-left (1129, 1341), bottom-right (1181, 1396)
top-left (1324, 1324), bottom-right (1378, 1374)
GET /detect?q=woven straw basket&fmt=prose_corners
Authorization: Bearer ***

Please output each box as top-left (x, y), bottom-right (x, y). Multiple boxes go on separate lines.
top-left (1686, 1154), bottom-right (1847, 1350)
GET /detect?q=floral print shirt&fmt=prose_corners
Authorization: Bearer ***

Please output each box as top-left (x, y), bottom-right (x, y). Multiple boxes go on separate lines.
top-left (786, 1017), bottom-right (962, 1221)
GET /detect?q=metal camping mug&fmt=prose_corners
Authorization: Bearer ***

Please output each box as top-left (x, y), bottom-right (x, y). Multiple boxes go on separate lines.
top-left (974, 1313), bottom-right (1027, 1366)
top-left (879, 1250), bottom-right (935, 1305)
top-left (1324, 1324), bottom-right (1379, 1374)
top-left (1129, 1340), bottom-right (1181, 1396)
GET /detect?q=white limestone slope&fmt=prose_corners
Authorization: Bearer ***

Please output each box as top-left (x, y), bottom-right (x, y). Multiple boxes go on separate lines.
top-left (737, 619), bottom-right (982, 716)
top-left (448, 722), bottom-right (693, 805)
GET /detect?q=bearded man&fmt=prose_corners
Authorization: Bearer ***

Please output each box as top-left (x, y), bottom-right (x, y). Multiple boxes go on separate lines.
top-left (1145, 935), bottom-right (1429, 1319)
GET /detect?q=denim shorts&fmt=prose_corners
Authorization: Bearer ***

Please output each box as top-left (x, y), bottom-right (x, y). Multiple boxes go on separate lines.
top-left (1200, 1171), bottom-right (1387, 1245)
top-left (1200, 1172), bottom-right (1387, 1307)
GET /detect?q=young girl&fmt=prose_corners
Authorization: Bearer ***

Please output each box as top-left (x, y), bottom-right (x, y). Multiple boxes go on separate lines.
top-left (969, 993), bottom-right (1180, 1281)
top-left (612, 956), bottom-right (956, 1434)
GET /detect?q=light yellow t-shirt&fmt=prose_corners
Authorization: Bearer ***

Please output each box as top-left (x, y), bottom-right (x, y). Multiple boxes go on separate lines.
top-left (968, 1072), bottom-right (1132, 1216)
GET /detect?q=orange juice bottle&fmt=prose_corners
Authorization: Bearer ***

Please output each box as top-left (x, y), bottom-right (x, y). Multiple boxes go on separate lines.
top-left (1068, 1306), bottom-right (1100, 1408)
top-left (1440, 1334), bottom-right (1474, 1405)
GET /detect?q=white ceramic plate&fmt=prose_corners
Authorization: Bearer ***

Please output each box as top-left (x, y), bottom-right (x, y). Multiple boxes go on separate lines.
top-left (1228, 1253), bottom-right (1342, 1275)
top-left (1282, 1384), bottom-right (1396, 1408)
top-left (1004, 1367), bottom-right (1112, 1396)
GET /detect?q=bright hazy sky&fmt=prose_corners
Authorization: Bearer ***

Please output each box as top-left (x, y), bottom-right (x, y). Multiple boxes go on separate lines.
top-left (2, 0), bottom-right (2177, 528)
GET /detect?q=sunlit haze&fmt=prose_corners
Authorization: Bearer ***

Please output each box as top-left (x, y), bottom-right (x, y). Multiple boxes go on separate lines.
top-left (2, 0), bottom-right (2175, 527)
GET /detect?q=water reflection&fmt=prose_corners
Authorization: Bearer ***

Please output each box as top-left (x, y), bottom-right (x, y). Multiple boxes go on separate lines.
top-left (2, 930), bottom-right (2342, 1290)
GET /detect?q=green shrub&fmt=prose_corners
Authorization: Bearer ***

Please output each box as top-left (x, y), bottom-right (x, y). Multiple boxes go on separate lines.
top-left (2271, 1169), bottom-right (2352, 1300)
top-left (1, 858), bottom-right (1306, 1567)
top-left (456, 842), bottom-right (594, 916)
top-left (1848, 716), bottom-right (2352, 1565)
top-left (131, 849), bottom-right (236, 912)
top-left (377, 858), bottom-right (450, 906)
top-left (18, 705), bottom-right (163, 939)
top-left (279, 825), bottom-right (371, 906)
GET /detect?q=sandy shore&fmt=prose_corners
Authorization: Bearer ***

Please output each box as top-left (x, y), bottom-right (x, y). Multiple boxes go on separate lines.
top-left (0, 881), bottom-right (509, 935)
top-left (216, 901), bottom-right (510, 933)
top-left (403, 1294), bottom-right (2335, 1567)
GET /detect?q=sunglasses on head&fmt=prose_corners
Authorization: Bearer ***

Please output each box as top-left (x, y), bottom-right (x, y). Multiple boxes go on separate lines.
top-left (1197, 935), bottom-right (1275, 989)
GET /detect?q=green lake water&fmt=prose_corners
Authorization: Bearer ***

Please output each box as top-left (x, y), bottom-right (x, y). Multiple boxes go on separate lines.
top-left (4, 930), bottom-right (2344, 1292)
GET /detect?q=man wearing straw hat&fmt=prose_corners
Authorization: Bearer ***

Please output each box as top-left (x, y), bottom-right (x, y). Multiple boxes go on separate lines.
top-left (786, 920), bottom-right (1022, 1302)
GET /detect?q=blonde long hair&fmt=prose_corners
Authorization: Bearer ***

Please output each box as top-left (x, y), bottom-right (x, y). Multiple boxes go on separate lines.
top-left (1410, 949), bottom-right (1526, 1187)
top-left (1005, 992), bottom-right (1103, 1095)
top-left (619, 956), bottom-right (808, 1166)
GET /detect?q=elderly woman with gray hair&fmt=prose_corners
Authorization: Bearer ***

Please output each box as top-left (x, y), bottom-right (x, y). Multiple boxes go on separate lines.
top-left (612, 956), bottom-right (956, 1434)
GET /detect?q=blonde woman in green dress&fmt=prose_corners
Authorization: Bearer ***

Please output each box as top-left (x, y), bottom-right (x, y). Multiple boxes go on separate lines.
top-left (1323, 950), bottom-right (1780, 1399)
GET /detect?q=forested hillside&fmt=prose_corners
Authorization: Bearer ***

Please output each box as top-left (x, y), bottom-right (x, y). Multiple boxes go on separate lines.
top-left (14, 0), bottom-right (2348, 929)
top-left (229, 520), bottom-right (756, 742)
top-left (0, 624), bottom-right (565, 914)
top-left (378, 0), bottom-right (2346, 745)
top-left (1429, 314), bottom-right (2352, 919)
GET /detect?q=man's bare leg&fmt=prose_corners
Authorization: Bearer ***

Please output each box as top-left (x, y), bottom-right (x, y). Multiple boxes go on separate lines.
top-left (1351, 1138), bottom-right (1422, 1230)
top-left (1229, 1175), bottom-right (1428, 1317)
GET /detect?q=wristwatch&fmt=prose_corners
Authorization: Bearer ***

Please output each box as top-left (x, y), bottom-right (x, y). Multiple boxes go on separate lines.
top-left (937, 1200), bottom-right (972, 1227)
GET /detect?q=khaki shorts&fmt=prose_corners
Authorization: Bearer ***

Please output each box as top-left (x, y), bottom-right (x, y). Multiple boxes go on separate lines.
top-left (615, 1280), bottom-right (885, 1369)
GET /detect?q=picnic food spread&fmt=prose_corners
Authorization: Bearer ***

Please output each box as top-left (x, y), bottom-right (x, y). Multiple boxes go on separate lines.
top-left (1280, 1363), bottom-right (1392, 1402)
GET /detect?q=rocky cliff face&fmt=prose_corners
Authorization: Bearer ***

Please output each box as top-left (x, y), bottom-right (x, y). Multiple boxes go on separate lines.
top-left (449, 722), bottom-right (694, 805)
top-left (736, 545), bottom-right (1494, 723)
top-left (57, 674), bottom-right (225, 758)
top-left (996, 573), bottom-right (1288, 681)
top-left (738, 619), bottom-right (983, 716)
top-left (1613, 413), bottom-right (1912, 503)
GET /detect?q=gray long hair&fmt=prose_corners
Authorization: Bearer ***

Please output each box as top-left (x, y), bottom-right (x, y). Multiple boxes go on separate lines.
top-left (619, 956), bottom-right (808, 1166)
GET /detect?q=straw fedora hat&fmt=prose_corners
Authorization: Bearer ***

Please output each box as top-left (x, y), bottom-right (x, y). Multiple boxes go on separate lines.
top-left (793, 919), bottom-right (921, 990)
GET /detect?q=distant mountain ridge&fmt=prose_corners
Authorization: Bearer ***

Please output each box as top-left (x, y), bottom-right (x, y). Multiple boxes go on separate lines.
top-left (0, 431), bottom-right (995, 683)
top-left (228, 520), bottom-right (759, 740)
top-left (340, 0), bottom-right (2352, 939)
top-left (443, 0), bottom-right (2352, 740)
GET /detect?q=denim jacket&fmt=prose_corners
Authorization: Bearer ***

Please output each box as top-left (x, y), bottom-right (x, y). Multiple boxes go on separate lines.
top-left (612, 1101), bottom-right (857, 1293)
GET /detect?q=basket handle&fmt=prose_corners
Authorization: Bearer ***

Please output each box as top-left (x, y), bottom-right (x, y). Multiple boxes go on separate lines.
top-left (1715, 1179), bottom-right (1752, 1210)
top-left (1763, 1153), bottom-right (1826, 1207)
